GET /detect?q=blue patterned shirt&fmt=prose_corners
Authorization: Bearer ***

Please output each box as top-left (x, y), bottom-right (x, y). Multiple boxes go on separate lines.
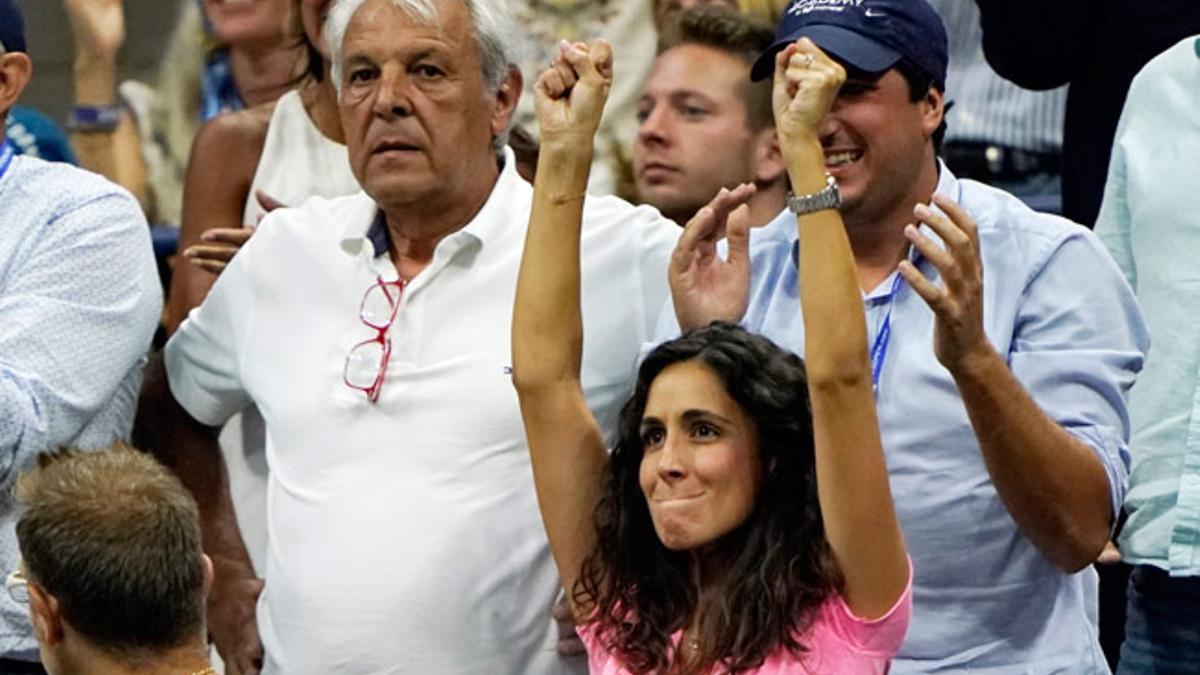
top-left (0, 148), bottom-right (162, 659)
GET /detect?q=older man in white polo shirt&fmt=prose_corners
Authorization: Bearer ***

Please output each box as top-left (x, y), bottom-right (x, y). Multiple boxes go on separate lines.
top-left (154, 0), bottom-right (677, 673)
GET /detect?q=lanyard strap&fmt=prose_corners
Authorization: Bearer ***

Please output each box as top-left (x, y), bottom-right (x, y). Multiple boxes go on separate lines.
top-left (0, 141), bottom-right (15, 182)
top-left (870, 273), bottom-right (904, 390)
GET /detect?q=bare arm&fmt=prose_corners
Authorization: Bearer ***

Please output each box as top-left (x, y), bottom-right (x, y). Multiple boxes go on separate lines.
top-left (165, 108), bottom-right (271, 334)
top-left (133, 354), bottom-right (263, 674)
top-left (951, 345), bottom-right (1113, 572)
top-left (899, 193), bottom-right (1116, 573)
top-left (511, 41), bottom-right (615, 620)
top-left (775, 42), bottom-right (908, 619)
top-left (64, 0), bottom-right (149, 207)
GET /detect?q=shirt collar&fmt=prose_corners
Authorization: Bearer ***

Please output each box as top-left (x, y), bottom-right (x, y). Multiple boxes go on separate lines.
top-left (788, 159), bottom-right (962, 273)
top-left (339, 146), bottom-right (518, 259)
top-left (0, 139), bottom-right (16, 185)
top-left (755, 207), bottom-right (799, 248)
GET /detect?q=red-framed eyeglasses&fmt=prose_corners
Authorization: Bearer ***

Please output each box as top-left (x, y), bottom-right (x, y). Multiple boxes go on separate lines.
top-left (343, 275), bottom-right (405, 403)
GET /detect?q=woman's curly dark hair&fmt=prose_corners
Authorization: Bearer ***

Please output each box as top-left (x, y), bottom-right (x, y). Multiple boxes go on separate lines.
top-left (575, 322), bottom-right (842, 673)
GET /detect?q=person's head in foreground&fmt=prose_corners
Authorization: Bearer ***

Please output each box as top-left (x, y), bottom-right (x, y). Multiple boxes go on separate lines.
top-left (636, 6), bottom-right (786, 226)
top-left (12, 446), bottom-right (213, 675)
top-left (752, 0), bottom-right (947, 227)
top-left (579, 322), bottom-right (840, 673)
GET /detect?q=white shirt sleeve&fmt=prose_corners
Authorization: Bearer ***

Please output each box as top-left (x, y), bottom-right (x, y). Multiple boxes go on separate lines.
top-left (632, 209), bottom-right (679, 340)
top-left (164, 227), bottom-right (262, 427)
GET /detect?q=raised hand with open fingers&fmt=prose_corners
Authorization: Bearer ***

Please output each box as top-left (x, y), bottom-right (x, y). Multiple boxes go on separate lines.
top-left (669, 183), bottom-right (757, 330)
top-left (897, 193), bottom-right (993, 372)
top-left (534, 39), bottom-right (614, 148)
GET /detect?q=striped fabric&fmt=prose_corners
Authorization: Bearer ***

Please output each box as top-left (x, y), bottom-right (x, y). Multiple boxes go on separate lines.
top-left (929, 0), bottom-right (1066, 152)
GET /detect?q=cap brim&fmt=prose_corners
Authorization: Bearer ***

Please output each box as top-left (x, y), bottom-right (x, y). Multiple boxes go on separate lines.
top-left (751, 24), bottom-right (902, 81)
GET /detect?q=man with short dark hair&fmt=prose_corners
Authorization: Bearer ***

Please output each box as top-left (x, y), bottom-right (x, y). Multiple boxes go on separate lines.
top-left (668, 0), bottom-right (1148, 671)
top-left (636, 6), bottom-right (787, 227)
top-left (0, 1), bottom-right (162, 670)
top-left (11, 446), bottom-right (214, 675)
top-left (653, 0), bottom-right (740, 30)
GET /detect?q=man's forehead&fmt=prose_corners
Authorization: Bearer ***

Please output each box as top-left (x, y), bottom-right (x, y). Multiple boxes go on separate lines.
top-left (645, 44), bottom-right (750, 94)
top-left (344, 0), bottom-right (469, 45)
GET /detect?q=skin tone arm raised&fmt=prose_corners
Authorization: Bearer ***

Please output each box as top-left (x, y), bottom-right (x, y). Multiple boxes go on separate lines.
top-left (63, 0), bottom-right (148, 208)
top-left (511, 42), bottom-right (762, 622)
top-left (775, 40), bottom-right (908, 619)
top-left (510, 40), bottom-right (616, 621)
top-left (513, 40), bottom-right (756, 621)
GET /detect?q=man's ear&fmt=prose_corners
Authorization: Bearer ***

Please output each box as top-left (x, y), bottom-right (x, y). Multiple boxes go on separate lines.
top-left (0, 52), bottom-right (32, 118)
top-left (919, 86), bottom-right (944, 140)
top-left (28, 583), bottom-right (65, 647)
top-left (490, 66), bottom-right (523, 140)
top-left (200, 553), bottom-right (215, 600)
top-left (753, 127), bottom-right (787, 186)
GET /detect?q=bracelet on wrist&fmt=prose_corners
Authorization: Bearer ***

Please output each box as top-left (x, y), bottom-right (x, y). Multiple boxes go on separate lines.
top-left (786, 173), bottom-right (842, 216)
top-left (67, 104), bottom-right (123, 134)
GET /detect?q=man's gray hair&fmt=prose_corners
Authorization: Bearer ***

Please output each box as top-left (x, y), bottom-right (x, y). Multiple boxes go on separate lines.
top-left (324, 0), bottom-right (524, 150)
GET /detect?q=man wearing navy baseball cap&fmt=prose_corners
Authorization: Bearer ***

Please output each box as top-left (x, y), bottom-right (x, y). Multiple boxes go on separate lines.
top-left (0, 0), bottom-right (25, 56)
top-left (0, 1), bottom-right (162, 670)
top-left (668, 1), bottom-right (1147, 672)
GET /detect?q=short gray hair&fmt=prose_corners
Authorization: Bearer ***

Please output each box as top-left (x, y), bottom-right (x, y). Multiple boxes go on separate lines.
top-left (324, 0), bottom-right (524, 150)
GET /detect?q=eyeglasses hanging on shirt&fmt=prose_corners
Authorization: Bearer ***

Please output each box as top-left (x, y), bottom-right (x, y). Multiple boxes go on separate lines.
top-left (344, 275), bottom-right (405, 403)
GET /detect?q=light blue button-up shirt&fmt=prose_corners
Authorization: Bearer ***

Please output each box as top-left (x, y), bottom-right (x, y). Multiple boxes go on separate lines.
top-left (1096, 37), bottom-right (1200, 577)
top-left (662, 164), bottom-right (1147, 673)
top-left (0, 148), bottom-right (162, 659)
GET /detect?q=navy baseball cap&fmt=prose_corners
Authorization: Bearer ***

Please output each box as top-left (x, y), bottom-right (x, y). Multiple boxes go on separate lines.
top-left (0, 0), bottom-right (25, 53)
top-left (750, 0), bottom-right (947, 89)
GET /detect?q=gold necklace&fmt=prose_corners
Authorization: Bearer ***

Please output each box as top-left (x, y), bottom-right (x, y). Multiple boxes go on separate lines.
top-left (189, 668), bottom-right (216, 675)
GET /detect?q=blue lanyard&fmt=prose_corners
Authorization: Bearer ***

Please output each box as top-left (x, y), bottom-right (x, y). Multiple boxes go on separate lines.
top-left (0, 140), bottom-right (15, 181)
top-left (870, 273), bottom-right (904, 391)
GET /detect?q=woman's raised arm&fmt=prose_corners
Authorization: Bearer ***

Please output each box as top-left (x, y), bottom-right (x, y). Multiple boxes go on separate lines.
top-left (774, 39), bottom-right (908, 620)
top-left (511, 40), bottom-right (614, 620)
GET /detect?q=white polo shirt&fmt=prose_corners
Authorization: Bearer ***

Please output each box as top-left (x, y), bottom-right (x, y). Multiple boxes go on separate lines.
top-left (165, 151), bottom-right (678, 675)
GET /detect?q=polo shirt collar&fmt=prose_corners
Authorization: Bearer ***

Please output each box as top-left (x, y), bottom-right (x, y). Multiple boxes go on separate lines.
top-left (339, 147), bottom-right (518, 259)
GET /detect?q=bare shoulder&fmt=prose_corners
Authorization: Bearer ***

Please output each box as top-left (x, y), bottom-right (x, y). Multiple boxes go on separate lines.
top-left (190, 101), bottom-right (276, 164)
top-left (180, 101), bottom-right (281, 233)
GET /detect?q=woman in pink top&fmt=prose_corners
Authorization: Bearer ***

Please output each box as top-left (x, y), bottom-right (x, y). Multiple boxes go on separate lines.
top-left (512, 37), bottom-right (911, 674)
